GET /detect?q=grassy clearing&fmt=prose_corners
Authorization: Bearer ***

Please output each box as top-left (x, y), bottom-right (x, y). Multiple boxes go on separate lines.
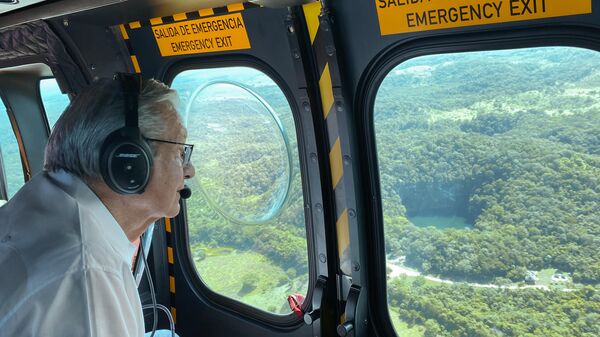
top-left (194, 249), bottom-right (308, 314)
top-left (202, 246), bottom-right (234, 256)
top-left (388, 308), bottom-right (425, 337)
top-left (537, 268), bottom-right (557, 286)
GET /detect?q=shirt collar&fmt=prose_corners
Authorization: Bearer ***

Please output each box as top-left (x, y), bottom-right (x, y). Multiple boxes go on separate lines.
top-left (46, 170), bottom-right (137, 265)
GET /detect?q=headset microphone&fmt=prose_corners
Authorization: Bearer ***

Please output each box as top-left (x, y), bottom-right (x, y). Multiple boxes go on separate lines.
top-left (179, 186), bottom-right (192, 199)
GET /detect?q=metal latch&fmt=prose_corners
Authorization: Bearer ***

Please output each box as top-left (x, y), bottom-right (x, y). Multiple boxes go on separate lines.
top-left (304, 276), bottom-right (327, 325)
top-left (337, 285), bottom-right (360, 337)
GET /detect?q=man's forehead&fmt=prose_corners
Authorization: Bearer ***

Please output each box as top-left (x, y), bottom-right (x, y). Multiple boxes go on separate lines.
top-left (165, 122), bottom-right (186, 143)
top-left (174, 113), bottom-right (187, 139)
top-left (179, 123), bottom-right (188, 139)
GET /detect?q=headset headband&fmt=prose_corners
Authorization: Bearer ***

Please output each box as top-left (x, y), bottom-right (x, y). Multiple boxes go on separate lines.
top-left (114, 72), bottom-right (142, 129)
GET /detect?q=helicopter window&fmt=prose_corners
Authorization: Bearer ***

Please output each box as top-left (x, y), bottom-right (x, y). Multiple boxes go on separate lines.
top-left (171, 67), bottom-right (308, 315)
top-left (0, 101), bottom-right (24, 200)
top-left (374, 46), bottom-right (600, 337)
top-left (39, 78), bottom-right (70, 130)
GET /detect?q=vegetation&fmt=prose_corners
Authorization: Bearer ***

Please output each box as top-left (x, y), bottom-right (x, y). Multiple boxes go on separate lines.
top-left (172, 68), bottom-right (309, 314)
top-left (377, 47), bottom-right (600, 336)
top-left (389, 276), bottom-right (600, 337)
top-left (1, 69), bottom-right (310, 315)
top-left (1, 48), bottom-right (597, 334)
top-left (193, 248), bottom-right (307, 313)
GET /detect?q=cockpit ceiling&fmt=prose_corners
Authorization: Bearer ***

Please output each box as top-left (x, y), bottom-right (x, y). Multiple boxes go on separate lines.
top-left (0, 0), bottom-right (315, 30)
top-left (0, 0), bottom-right (253, 29)
top-left (0, 0), bottom-right (246, 16)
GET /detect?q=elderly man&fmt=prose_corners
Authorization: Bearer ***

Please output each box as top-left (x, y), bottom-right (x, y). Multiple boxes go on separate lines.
top-left (0, 76), bottom-right (194, 336)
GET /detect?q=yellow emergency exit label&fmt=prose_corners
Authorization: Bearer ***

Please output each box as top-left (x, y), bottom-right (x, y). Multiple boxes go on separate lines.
top-left (375, 0), bottom-right (592, 36)
top-left (152, 13), bottom-right (250, 56)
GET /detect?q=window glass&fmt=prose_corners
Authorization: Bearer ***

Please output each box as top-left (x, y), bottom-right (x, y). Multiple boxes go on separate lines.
top-left (375, 47), bottom-right (600, 337)
top-left (0, 102), bottom-right (24, 200)
top-left (39, 78), bottom-right (70, 130)
top-left (171, 67), bottom-right (308, 315)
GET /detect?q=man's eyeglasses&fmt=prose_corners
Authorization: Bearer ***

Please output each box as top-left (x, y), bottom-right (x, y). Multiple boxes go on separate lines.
top-left (146, 138), bottom-right (194, 167)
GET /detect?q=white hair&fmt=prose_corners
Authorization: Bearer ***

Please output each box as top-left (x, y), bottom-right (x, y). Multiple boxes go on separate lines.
top-left (44, 77), bottom-right (182, 179)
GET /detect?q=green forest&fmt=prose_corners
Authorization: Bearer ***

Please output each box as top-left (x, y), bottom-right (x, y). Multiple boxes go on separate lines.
top-left (1, 47), bottom-right (597, 335)
top-left (388, 277), bottom-right (600, 337)
top-left (376, 47), bottom-right (599, 336)
top-left (171, 68), bottom-right (310, 314)
top-left (1, 69), bottom-right (310, 315)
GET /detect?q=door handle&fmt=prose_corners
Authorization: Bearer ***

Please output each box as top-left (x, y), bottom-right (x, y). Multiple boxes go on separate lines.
top-left (304, 275), bottom-right (327, 325)
top-left (337, 285), bottom-right (360, 337)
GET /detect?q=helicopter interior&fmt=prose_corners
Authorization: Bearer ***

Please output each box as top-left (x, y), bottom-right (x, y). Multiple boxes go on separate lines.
top-left (0, 0), bottom-right (599, 337)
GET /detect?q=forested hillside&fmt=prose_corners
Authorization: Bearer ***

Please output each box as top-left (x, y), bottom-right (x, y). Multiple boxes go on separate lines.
top-left (376, 47), bottom-right (600, 336)
top-left (1, 48), bottom-right (596, 335)
top-left (172, 68), bottom-right (309, 313)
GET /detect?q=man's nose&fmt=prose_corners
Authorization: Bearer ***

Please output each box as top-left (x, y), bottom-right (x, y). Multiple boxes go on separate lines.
top-left (184, 162), bottom-right (195, 179)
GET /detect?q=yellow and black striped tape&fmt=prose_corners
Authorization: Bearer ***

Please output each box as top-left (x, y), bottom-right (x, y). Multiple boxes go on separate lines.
top-left (116, 3), bottom-right (260, 321)
top-left (118, 22), bottom-right (178, 321)
top-left (302, 1), bottom-right (351, 275)
top-left (118, 2), bottom-right (259, 73)
top-left (126, 2), bottom-right (258, 30)
top-left (164, 217), bottom-right (177, 323)
top-left (118, 23), bottom-right (141, 73)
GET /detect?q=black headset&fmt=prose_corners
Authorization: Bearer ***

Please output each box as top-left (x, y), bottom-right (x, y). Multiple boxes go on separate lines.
top-left (99, 73), bottom-right (153, 194)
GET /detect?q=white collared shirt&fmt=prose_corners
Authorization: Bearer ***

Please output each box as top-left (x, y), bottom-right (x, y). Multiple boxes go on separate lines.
top-left (0, 170), bottom-right (145, 337)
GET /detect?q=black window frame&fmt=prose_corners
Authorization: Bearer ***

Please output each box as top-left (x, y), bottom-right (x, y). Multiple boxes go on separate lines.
top-left (356, 26), bottom-right (600, 337)
top-left (37, 76), bottom-right (71, 136)
top-left (0, 95), bottom-right (14, 201)
top-left (164, 55), bottom-right (320, 327)
top-left (0, 90), bottom-right (27, 196)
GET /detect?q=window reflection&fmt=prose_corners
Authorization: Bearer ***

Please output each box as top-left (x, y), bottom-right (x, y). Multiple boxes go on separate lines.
top-left (171, 67), bottom-right (308, 315)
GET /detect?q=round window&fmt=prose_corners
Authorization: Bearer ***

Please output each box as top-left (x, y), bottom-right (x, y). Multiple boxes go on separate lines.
top-left (184, 81), bottom-right (293, 224)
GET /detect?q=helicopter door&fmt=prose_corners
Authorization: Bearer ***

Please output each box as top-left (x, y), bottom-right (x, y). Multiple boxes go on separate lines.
top-left (114, 4), bottom-right (330, 337)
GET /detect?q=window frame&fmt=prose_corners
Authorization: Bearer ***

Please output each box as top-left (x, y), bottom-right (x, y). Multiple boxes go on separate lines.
top-left (37, 76), bottom-right (70, 135)
top-left (37, 76), bottom-right (54, 137)
top-left (0, 62), bottom-right (62, 181)
top-left (164, 57), bottom-right (320, 327)
top-left (356, 27), bottom-right (600, 337)
top-left (0, 91), bottom-right (28, 198)
top-left (0, 95), bottom-right (12, 201)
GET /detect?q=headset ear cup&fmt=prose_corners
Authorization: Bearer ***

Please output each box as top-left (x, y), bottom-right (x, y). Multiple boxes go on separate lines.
top-left (100, 129), bottom-right (153, 194)
top-left (102, 73), bottom-right (151, 194)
